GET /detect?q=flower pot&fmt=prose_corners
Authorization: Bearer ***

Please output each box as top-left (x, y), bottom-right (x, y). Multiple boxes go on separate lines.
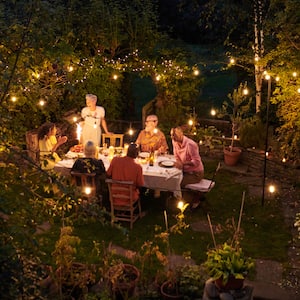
top-left (160, 280), bottom-right (183, 300)
top-left (215, 275), bottom-right (244, 291)
top-left (223, 147), bottom-right (242, 166)
top-left (108, 263), bottom-right (140, 299)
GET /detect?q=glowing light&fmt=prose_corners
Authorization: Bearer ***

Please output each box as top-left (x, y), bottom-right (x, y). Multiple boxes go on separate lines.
top-left (275, 76), bottom-right (280, 82)
top-left (39, 100), bottom-right (45, 106)
top-left (188, 119), bottom-right (193, 126)
top-left (266, 152), bottom-right (269, 157)
top-left (155, 75), bottom-right (161, 81)
top-left (68, 66), bottom-right (74, 72)
top-left (229, 58), bottom-right (235, 64)
top-left (199, 140), bottom-right (203, 145)
top-left (177, 201), bottom-right (184, 210)
top-left (210, 109), bottom-right (216, 116)
top-left (84, 187), bottom-right (92, 195)
top-left (76, 123), bottom-right (82, 141)
top-left (193, 69), bottom-right (199, 76)
top-left (243, 88), bottom-right (249, 95)
top-left (254, 56), bottom-right (259, 62)
top-left (153, 128), bottom-right (158, 134)
top-left (73, 116), bottom-right (78, 122)
top-left (128, 128), bottom-right (134, 136)
top-left (234, 135), bottom-right (238, 140)
top-left (11, 96), bottom-right (17, 102)
top-left (292, 72), bottom-right (297, 77)
top-left (265, 74), bottom-right (271, 80)
top-left (113, 74), bottom-right (118, 80)
top-left (268, 185), bottom-right (275, 193)
top-left (297, 88), bottom-right (300, 93)
top-left (282, 157), bottom-right (286, 163)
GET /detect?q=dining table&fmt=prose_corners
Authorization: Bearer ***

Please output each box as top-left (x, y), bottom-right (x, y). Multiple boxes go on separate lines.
top-left (54, 148), bottom-right (183, 198)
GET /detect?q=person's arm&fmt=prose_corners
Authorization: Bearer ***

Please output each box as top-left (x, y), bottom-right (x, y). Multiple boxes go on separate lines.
top-left (51, 135), bottom-right (68, 152)
top-left (101, 118), bottom-right (113, 134)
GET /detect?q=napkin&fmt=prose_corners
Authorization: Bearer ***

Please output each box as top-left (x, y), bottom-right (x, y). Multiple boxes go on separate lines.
top-left (165, 168), bottom-right (181, 180)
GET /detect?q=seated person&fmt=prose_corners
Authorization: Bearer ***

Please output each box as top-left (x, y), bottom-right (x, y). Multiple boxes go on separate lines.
top-left (170, 126), bottom-right (204, 209)
top-left (38, 122), bottom-right (68, 170)
top-left (71, 141), bottom-right (106, 195)
top-left (135, 114), bottom-right (168, 154)
top-left (106, 143), bottom-right (144, 205)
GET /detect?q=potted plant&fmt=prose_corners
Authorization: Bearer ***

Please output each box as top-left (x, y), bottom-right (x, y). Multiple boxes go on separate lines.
top-left (204, 242), bottom-right (254, 291)
top-left (221, 82), bottom-right (252, 166)
top-left (107, 262), bottom-right (140, 299)
top-left (40, 226), bottom-right (96, 298)
top-left (160, 264), bottom-right (208, 300)
top-left (158, 202), bottom-right (196, 299)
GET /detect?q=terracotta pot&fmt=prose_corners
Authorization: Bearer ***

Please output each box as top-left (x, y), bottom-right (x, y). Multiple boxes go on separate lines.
top-left (223, 147), bottom-right (242, 166)
top-left (160, 281), bottom-right (183, 300)
top-left (108, 263), bottom-right (140, 299)
top-left (215, 276), bottom-right (244, 291)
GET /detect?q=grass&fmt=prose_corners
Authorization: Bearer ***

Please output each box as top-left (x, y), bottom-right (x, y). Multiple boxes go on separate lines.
top-left (38, 158), bottom-right (291, 268)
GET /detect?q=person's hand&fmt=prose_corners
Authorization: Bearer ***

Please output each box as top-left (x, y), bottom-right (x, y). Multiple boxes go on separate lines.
top-left (174, 160), bottom-right (183, 170)
top-left (58, 136), bottom-right (68, 145)
top-left (106, 131), bottom-right (114, 135)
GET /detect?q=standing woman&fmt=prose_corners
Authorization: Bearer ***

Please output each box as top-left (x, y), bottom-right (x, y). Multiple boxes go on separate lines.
top-left (38, 122), bottom-right (68, 169)
top-left (81, 94), bottom-right (112, 147)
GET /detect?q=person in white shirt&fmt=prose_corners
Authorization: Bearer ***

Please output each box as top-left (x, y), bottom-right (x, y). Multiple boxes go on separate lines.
top-left (81, 94), bottom-right (112, 146)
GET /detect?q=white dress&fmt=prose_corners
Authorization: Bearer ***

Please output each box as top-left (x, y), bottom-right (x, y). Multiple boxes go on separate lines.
top-left (81, 106), bottom-right (105, 146)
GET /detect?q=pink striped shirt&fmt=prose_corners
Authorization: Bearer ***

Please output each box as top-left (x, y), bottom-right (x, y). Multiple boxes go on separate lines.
top-left (172, 136), bottom-right (204, 173)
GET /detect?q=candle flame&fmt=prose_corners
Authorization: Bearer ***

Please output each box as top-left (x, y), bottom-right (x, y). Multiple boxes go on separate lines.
top-left (76, 123), bottom-right (82, 142)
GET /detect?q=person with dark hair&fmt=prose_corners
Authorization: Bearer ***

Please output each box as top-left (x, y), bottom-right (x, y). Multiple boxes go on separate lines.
top-left (135, 114), bottom-right (168, 154)
top-left (170, 126), bottom-right (204, 209)
top-left (106, 143), bottom-right (144, 201)
top-left (38, 122), bottom-right (68, 169)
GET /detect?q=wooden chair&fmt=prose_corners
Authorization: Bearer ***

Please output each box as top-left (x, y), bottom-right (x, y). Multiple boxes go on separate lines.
top-left (102, 133), bottom-right (124, 147)
top-left (70, 171), bottom-right (99, 202)
top-left (26, 130), bottom-right (39, 163)
top-left (106, 179), bottom-right (142, 229)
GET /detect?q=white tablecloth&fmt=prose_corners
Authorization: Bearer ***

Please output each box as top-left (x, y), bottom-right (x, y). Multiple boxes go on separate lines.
top-left (55, 152), bottom-right (182, 198)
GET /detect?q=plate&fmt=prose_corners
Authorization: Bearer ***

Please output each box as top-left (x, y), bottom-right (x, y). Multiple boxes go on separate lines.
top-left (139, 152), bottom-right (150, 159)
top-left (160, 160), bottom-right (175, 168)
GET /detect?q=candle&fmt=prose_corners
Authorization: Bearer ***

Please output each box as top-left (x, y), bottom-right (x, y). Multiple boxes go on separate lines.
top-left (76, 123), bottom-right (82, 143)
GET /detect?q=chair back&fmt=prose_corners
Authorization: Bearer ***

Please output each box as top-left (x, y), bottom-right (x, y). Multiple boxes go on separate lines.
top-left (70, 171), bottom-right (97, 198)
top-left (102, 133), bottom-right (124, 147)
top-left (106, 179), bottom-right (142, 229)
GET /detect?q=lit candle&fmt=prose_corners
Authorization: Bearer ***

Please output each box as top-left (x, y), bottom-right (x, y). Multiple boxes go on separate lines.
top-left (76, 123), bottom-right (82, 143)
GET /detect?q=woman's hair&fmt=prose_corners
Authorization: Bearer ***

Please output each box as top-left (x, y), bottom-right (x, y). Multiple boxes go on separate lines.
top-left (86, 94), bottom-right (97, 102)
top-left (84, 141), bottom-right (97, 158)
top-left (37, 122), bottom-right (55, 140)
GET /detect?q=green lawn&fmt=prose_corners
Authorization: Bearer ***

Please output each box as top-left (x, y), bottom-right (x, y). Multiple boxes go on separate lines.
top-left (38, 158), bottom-right (291, 267)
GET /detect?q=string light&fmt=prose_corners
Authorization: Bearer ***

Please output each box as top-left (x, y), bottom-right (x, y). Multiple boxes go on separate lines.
top-left (188, 119), bottom-right (193, 126)
top-left (229, 58), bottom-right (235, 64)
top-left (210, 109), bottom-right (216, 116)
top-left (39, 100), bottom-right (45, 106)
top-left (292, 72), bottom-right (297, 77)
top-left (11, 96), bottom-right (17, 102)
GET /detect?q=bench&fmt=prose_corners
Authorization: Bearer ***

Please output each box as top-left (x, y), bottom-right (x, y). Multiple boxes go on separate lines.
top-left (184, 162), bottom-right (220, 194)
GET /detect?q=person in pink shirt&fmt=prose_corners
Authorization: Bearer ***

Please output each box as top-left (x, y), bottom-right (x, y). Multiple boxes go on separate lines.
top-left (106, 143), bottom-right (144, 204)
top-left (170, 126), bottom-right (204, 208)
